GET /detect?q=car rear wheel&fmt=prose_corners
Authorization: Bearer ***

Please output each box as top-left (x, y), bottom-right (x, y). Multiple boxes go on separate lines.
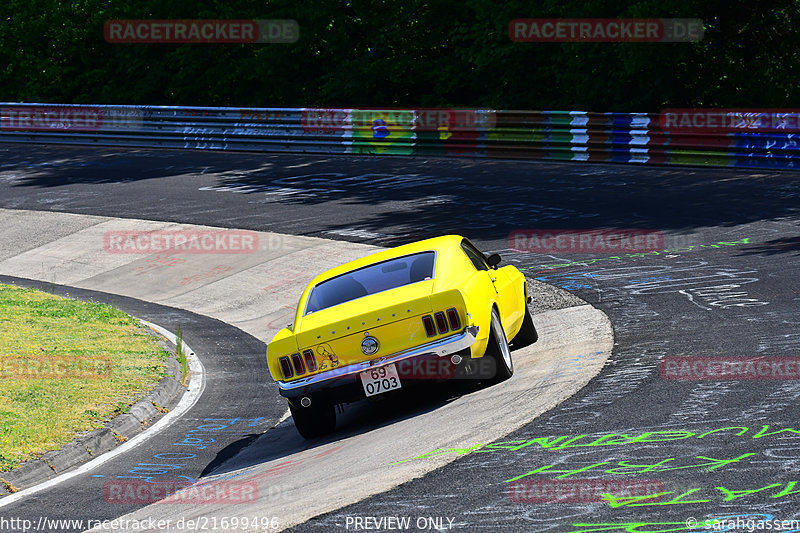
top-left (288, 398), bottom-right (336, 439)
top-left (513, 301), bottom-right (538, 347)
top-left (486, 308), bottom-right (513, 381)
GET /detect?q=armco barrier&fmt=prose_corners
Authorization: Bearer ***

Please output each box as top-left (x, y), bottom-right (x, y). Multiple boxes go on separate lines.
top-left (0, 103), bottom-right (797, 169)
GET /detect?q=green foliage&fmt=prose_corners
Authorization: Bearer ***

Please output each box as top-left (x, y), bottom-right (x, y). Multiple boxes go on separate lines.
top-left (0, 0), bottom-right (797, 110)
top-left (174, 323), bottom-right (188, 386)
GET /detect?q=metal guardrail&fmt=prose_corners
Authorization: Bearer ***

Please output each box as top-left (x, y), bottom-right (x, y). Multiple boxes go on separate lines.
top-left (0, 103), bottom-right (797, 169)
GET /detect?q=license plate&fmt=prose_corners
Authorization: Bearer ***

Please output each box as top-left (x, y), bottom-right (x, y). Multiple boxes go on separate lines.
top-left (360, 363), bottom-right (402, 397)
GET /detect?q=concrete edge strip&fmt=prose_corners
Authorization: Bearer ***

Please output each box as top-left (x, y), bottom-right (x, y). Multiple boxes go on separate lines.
top-left (0, 320), bottom-right (206, 509)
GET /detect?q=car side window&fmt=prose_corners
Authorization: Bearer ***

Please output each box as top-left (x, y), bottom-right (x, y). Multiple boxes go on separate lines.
top-left (461, 240), bottom-right (489, 271)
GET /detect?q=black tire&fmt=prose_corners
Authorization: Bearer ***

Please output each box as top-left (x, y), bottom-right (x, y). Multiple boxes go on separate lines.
top-left (288, 398), bottom-right (336, 439)
top-left (513, 302), bottom-right (538, 347)
top-left (486, 308), bottom-right (513, 381)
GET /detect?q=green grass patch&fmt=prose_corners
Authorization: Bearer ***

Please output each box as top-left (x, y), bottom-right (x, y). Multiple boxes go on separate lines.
top-left (0, 284), bottom-right (168, 472)
top-left (175, 324), bottom-right (188, 386)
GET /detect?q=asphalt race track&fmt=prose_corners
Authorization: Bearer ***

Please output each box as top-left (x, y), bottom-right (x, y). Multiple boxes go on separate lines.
top-left (1, 143), bottom-right (800, 532)
top-left (0, 277), bottom-right (287, 528)
top-left (0, 210), bottom-right (611, 532)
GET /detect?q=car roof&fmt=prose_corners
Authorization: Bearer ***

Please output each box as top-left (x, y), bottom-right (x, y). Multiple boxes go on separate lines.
top-left (307, 234), bottom-right (465, 287)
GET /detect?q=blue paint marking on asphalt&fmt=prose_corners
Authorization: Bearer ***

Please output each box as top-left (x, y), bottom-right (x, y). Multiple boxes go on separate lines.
top-left (108, 417), bottom-right (265, 484)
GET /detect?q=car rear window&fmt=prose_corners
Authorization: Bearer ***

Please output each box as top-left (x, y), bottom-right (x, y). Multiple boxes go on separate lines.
top-left (304, 251), bottom-right (435, 315)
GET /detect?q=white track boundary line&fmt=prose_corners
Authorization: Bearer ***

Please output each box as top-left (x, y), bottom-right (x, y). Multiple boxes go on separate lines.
top-left (0, 319), bottom-right (206, 509)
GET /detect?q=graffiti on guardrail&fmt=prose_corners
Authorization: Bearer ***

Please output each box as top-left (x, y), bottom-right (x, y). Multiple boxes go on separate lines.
top-left (301, 109), bottom-right (349, 134)
top-left (240, 110), bottom-right (292, 122)
top-left (2, 104), bottom-right (799, 169)
top-left (1, 106), bottom-right (143, 131)
top-left (1, 106), bottom-right (101, 131)
top-left (350, 110), bottom-right (415, 155)
top-left (660, 109), bottom-right (800, 133)
top-left (298, 108), bottom-right (494, 134)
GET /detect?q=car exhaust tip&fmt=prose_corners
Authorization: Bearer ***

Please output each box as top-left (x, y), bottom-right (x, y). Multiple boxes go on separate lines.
top-left (450, 354), bottom-right (463, 365)
top-left (300, 397), bottom-right (312, 408)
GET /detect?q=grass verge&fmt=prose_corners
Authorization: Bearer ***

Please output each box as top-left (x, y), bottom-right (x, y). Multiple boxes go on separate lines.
top-left (175, 324), bottom-right (188, 386)
top-left (0, 283), bottom-right (168, 472)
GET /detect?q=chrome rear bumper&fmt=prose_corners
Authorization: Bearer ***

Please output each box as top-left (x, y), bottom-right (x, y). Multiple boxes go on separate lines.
top-left (276, 325), bottom-right (478, 394)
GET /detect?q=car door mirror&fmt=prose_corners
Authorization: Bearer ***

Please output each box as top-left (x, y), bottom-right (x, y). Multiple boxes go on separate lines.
top-left (487, 253), bottom-right (501, 269)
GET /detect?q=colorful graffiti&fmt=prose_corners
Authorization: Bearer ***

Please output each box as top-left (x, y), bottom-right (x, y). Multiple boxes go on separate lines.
top-left (391, 424), bottom-right (800, 464)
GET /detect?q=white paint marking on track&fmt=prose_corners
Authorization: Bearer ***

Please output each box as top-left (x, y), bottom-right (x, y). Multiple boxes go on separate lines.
top-left (0, 320), bottom-right (205, 509)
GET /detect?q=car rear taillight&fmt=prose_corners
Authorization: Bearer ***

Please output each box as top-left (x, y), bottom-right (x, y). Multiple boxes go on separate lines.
top-left (423, 309), bottom-right (463, 336)
top-left (303, 349), bottom-right (317, 372)
top-left (279, 356), bottom-right (294, 379)
top-left (446, 308), bottom-right (461, 330)
top-left (422, 315), bottom-right (436, 337)
top-left (434, 312), bottom-right (448, 334)
top-left (291, 352), bottom-right (305, 375)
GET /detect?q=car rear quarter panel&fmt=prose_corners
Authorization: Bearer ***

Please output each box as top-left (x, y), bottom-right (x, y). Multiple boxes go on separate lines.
top-left (266, 327), bottom-right (298, 381)
top-left (495, 265), bottom-right (526, 341)
top-left (443, 271), bottom-right (493, 358)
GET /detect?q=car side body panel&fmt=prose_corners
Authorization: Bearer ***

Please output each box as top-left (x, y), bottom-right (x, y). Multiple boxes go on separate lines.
top-left (494, 264), bottom-right (526, 341)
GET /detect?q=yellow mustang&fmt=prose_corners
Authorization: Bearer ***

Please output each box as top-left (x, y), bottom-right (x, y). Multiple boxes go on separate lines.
top-left (267, 235), bottom-right (538, 438)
